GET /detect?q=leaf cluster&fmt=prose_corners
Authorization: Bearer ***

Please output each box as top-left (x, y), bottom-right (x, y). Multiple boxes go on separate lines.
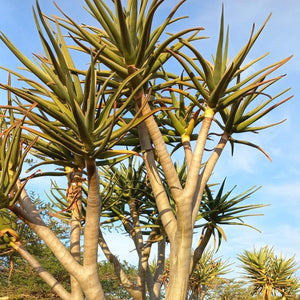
top-left (239, 245), bottom-right (300, 299)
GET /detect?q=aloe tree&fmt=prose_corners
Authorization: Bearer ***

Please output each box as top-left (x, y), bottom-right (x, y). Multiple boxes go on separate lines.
top-left (192, 179), bottom-right (265, 273)
top-left (0, 109), bottom-right (71, 298)
top-left (0, 0), bottom-right (292, 299)
top-left (54, 2), bottom-right (291, 298)
top-left (239, 246), bottom-right (300, 300)
top-left (99, 158), bottom-right (164, 299)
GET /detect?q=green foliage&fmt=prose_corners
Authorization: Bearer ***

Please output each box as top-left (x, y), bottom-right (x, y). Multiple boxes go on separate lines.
top-left (239, 246), bottom-right (300, 300)
top-left (195, 179), bottom-right (265, 251)
top-left (0, 0), bottom-right (293, 298)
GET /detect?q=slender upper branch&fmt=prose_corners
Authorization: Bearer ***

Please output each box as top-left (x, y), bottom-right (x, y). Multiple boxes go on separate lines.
top-left (133, 86), bottom-right (182, 199)
top-left (183, 109), bottom-right (215, 202)
top-left (141, 100), bottom-right (183, 200)
top-left (190, 227), bottom-right (213, 273)
top-left (183, 140), bottom-right (193, 171)
top-left (98, 229), bottom-right (136, 292)
top-left (137, 120), bottom-right (177, 240)
top-left (191, 132), bottom-right (229, 224)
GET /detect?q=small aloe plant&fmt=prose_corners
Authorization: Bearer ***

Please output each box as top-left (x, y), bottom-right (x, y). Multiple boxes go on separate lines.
top-left (192, 179), bottom-right (265, 272)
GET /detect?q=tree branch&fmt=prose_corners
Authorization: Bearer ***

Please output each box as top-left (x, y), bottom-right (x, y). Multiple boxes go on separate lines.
top-left (137, 120), bottom-right (177, 241)
top-left (141, 100), bottom-right (183, 200)
top-left (183, 140), bottom-right (193, 171)
top-left (192, 132), bottom-right (229, 224)
top-left (83, 158), bottom-right (101, 268)
top-left (13, 187), bottom-right (82, 277)
top-left (190, 227), bottom-right (212, 273)
top-left (10, 241), bottom-right (71, 300)
top-left (184, 110), bottom-right (214, 202)
top-left (98, 229), bottom-right (141, 299)
top-left (82, 158), bottom-right (105, 299)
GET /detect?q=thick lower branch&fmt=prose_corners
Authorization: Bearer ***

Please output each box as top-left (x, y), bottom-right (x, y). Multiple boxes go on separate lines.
top-left (83, 158), bottom-right (100, 268)
top-left (67, 168), bottom-right (84, 299)
top-left (11, 241), bottom-right (71, 300)
top-left (14, 188), bottom-right (82, 278)
top-left (166, 203), bottom-right (193, 300)
top-left (133, 87), bottom-right (182, 200)
top-left (81, 158), bottom-right (105, 300)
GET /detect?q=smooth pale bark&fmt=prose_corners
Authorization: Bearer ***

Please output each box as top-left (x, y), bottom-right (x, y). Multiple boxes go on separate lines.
top-left (127, 68), bottom-right (182, 198)
top-left (139, 99), bottom-right (183, 200)
top-left (137, 120), bottom-right (177, 239)
top-left (15, 162), bottom-right (106, 300)
top-left (191, 133), bottom-right (229, 224)
top-left (81, 158), bottom-right (105, 300)
top-left (184, 111), bottom-right (215, 200)
top-left (139, 105), bottom-right (218, 299)
top-left (183, 140), bottom-right (193, 171)
top-left (165, 202), bottom-right (193, 300)
top-left (134, 92), bottom-right (210, 298)
top-left (131, 72), bottom-right (230, 298)
top-left (70, 212), bottom-right (84, 300)
top-left (133, 88), bottom-right (177, 240)
top-left (14, 188), bottom-right (82, 278)
top-left (10, 241), bottom-right (71, 300)
top-left (133, 87), bottom-right (175, 298)
top-left (68, 167), bottom-right (84, 300)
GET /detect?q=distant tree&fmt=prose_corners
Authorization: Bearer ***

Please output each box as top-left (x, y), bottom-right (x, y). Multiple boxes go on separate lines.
top-left (188, 249), bottom-right (231, 300)
top-left (205, 279), bottom-right (253, 300)
top-left (238, 246), bottom-right (300, 300)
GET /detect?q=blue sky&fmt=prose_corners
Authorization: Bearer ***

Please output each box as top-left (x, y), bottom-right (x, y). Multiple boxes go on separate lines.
top-left (0, 0), bottom-right (299, 279)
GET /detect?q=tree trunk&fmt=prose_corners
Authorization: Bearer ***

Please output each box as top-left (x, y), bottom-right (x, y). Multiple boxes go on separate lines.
top-left (165, 203), bottom-right (193, 300)
top-left (16, 173), bottom-right (106, 300)
top-left (81, 158), bottom-right (105, 300)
